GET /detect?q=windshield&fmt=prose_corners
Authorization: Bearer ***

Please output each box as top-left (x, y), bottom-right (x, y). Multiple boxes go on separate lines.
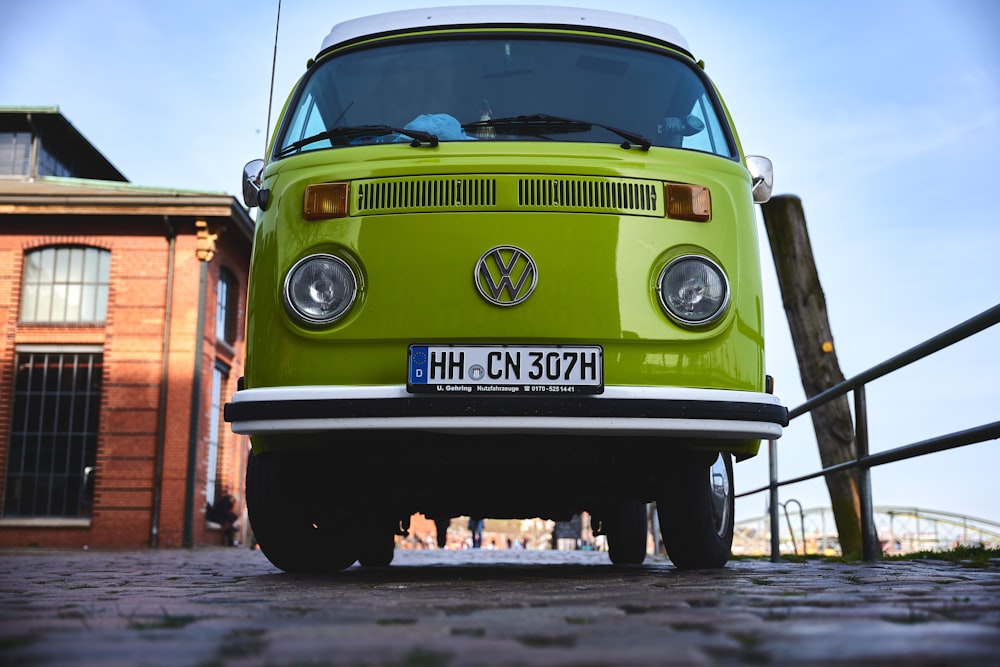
top-left (276, 36), bottom-right (735, 158)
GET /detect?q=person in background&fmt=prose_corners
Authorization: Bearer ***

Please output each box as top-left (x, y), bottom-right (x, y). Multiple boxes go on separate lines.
top-left (207, 494), bottom-right (240, 546)
top-left (468, 517), bottom-right (484, 548)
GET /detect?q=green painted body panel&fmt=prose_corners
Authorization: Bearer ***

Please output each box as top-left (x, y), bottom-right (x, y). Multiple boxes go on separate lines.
top-left (244, 142), bottom-right (765, 392)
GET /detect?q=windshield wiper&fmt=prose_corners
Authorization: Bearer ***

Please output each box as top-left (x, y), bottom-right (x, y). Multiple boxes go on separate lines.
top-left (276, 125), bottom-right (439, 157)
top-left (462, 114), bottom-right (651, 150)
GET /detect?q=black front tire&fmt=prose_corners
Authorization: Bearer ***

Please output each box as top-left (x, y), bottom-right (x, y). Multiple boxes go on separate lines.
top-left (657, 452), bottom-right (734, 569)
top-left (246, 450), bottom-right (360, 573)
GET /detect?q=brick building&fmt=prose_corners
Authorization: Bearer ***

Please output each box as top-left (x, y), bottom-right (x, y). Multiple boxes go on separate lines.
top-left (0, 107), bottom-right (253, 548)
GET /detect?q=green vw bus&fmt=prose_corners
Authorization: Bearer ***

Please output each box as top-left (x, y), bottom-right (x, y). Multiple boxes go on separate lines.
top-left (226, 5), bottom-right (786, 572)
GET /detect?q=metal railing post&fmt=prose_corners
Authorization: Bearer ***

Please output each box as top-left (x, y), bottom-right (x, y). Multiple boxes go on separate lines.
top-left (855, 385), bottom-right (879, 561)
top-left (769, 438), bottom-right (781, 561)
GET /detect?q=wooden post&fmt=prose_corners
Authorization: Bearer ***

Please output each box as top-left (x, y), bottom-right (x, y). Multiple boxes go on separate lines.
top-left (760, 195), bottom-right (863, 557)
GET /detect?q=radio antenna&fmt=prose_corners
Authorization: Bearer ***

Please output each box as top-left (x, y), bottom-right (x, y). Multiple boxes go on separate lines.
top-left (264, 0), bottom-right (282, 159)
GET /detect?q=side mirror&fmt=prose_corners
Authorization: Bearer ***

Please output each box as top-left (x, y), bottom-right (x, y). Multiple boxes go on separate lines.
top-left (745, 155), bottom-right (773, 204)
top-left (242, 159), bottom-right (265, 208)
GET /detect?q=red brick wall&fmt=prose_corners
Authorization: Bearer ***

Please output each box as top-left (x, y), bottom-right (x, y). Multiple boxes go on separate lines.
top-left (0, 214), bottom-right (249, 549)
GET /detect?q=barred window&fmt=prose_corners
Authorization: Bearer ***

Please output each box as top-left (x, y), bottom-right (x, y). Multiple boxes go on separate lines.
top-left (3, 348), bottom-right (103, 517)
top-left (20, 246), bottom-right (111, 323)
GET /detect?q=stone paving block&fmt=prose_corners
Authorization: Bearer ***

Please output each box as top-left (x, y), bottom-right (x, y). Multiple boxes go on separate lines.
top-left (1, 547), bottom-right (998, 666)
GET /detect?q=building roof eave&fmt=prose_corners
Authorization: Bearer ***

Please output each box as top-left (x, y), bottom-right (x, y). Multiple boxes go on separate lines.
top-left (0, 179), bottom-right (255, 240)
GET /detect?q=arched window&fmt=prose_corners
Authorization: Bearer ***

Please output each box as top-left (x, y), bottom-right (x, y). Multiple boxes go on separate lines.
top-left (215, 267), bottom-right (238, 345)
top-left (20, 246), bottom-right (110, 323)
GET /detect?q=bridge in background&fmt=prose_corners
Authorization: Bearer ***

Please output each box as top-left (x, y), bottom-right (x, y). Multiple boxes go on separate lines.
top-left (733, 505), bottom-right (1000, 557)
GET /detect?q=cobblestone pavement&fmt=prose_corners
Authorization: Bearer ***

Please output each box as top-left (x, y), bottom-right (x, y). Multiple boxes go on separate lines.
top-left (1, 546), bottom-right (999, 666)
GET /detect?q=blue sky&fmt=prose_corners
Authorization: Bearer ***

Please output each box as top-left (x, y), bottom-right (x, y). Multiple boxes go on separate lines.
top-left (3, 0), bottom-right (999, 527)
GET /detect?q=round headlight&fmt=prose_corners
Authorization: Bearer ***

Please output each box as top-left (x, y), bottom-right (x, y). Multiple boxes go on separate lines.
top-left (657, 255), bottom-right (729, 325)
top-left (284, 254), bottom-right (357, 324)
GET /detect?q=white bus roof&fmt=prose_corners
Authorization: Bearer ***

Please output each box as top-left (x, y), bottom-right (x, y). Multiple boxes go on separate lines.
top-left (319, 5), bottom-right (690, 56)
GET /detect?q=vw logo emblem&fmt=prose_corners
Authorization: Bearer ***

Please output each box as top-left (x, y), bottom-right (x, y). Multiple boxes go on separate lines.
top-left (474, 245), bottom-right (538, 306)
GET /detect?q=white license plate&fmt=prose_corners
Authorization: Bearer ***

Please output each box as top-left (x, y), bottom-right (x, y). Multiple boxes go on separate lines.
top-left (407, 345), bottom-right (603, 394)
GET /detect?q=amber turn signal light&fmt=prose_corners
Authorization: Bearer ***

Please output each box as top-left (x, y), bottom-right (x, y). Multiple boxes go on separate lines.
top-left (665, 183), bottom-right (711, 222)
top-left (303, 182), bottom-right (350, 220)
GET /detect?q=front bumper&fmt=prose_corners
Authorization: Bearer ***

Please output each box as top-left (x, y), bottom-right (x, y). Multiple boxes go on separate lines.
top-left (224, 385), bottom-right (787, 440)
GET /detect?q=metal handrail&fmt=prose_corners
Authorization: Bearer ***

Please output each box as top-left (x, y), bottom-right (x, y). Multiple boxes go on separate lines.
top-left (739, 421), bottom-right (1000, 497)
top-left (738, 302), bottom-right (1000, 562)
top-left (788, 303), bottom-right (1000, 420)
